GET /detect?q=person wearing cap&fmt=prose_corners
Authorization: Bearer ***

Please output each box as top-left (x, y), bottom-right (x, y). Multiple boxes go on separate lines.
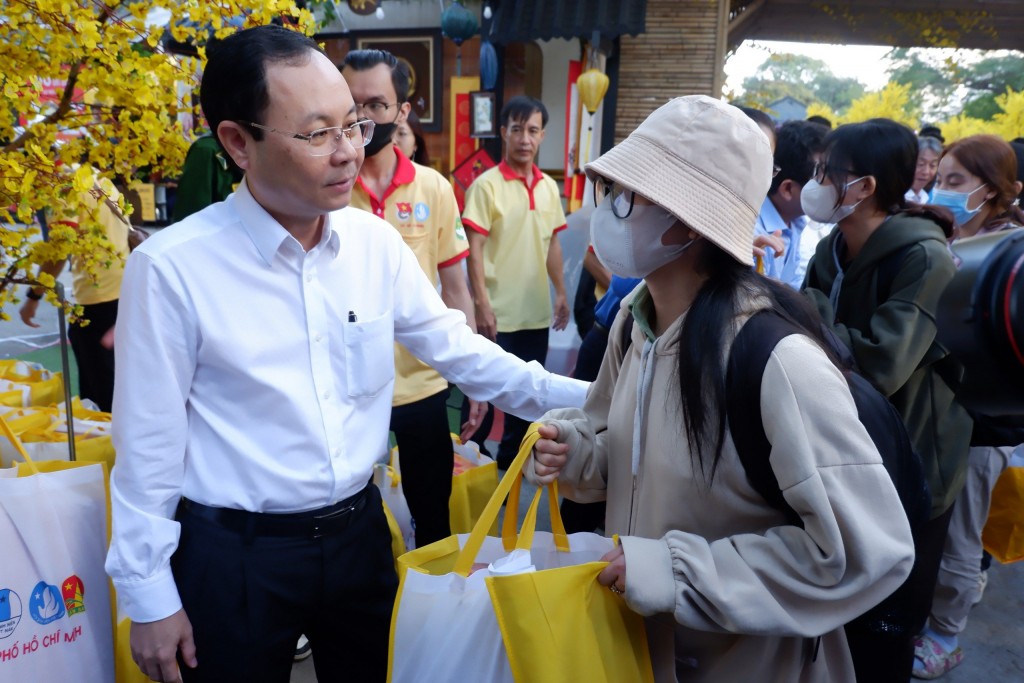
top-left (527, 96), bottom-right (914, 682)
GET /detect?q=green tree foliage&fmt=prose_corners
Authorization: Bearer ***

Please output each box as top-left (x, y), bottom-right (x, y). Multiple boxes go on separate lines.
top-left (738, 53), bottom-right (865, 113)
top-left (887, 48), bottom-right (1024, 121)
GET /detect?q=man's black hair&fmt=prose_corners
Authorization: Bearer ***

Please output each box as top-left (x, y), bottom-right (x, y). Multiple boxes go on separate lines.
top-left (500, 96), bottom-right (548, 129)
top-left (737, 106), bottom-right (776, 140)
top-left (340, 49), bottom-right (411, 104)
top-left (806, 114), bottom-right (832, 129)
top-left (770, 120), bottom-right (828, 195)
top-left (200, 25), bottom-right (322, 142)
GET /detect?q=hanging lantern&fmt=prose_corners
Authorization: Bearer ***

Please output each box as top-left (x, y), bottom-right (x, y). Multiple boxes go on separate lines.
top-left (347, 0), bottom-right (379, 16)
top-left (441, 0), bottom-right (479, 77)
top-left (479, 40), bottom-right (498, 91)
top-left (577, 68), bottom-right (610, 114)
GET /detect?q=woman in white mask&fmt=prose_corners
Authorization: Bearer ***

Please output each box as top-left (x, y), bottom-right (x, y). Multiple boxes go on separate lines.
top-left (526, 97), bottom-right (914, 683)
top-left (802, 119), bottom-right (972, 683)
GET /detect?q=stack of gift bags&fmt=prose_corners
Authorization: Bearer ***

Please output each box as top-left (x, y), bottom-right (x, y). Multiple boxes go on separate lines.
top-left (376, 434), bottom-right (499, 558)
top-left (0, 362), bottom-right (143, 682)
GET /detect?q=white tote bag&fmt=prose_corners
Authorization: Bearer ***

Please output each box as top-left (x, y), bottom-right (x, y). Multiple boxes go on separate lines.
top-left (388, 426), bottom-right (624, 683)
top-left (0, 462), bottom-right (115, 680)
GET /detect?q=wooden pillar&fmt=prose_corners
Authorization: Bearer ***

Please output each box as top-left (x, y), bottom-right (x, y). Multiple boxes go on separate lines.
top-left (614, 0), bottom-right (728, 143)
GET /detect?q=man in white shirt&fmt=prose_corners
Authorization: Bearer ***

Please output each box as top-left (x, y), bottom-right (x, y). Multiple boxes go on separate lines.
top-left (106, 26), bottom-right (587, 683)
top-left (754, 119), bottom-right (828, 289)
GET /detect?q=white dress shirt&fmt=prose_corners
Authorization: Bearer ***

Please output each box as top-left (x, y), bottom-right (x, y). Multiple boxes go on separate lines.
top-left (106, 181), bottom-right (588, 623)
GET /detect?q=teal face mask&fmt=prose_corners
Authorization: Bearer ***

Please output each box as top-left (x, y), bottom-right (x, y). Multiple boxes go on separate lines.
top-left (931, 184), bottom-right (988, 225)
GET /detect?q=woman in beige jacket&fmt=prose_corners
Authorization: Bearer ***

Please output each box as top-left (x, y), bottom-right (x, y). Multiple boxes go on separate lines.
top-left (529, 96), bottom-right (915, 683)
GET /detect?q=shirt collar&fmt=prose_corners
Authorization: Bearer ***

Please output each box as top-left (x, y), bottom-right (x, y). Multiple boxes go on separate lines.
top-left (355, 146), bottom-right (417, 202)
top-left (498, 160), bottom-right (543, 190)
top-left (759, 196), bottom-right (807, 233)
top-left (233, 178), bottom-right (339, 266)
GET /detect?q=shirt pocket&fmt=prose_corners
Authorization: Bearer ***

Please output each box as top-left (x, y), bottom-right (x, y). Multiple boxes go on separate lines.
top-left (343, 312), bottom-right (395, 397)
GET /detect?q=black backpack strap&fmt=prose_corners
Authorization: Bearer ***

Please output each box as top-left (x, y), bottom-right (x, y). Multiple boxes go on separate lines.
top-left (725, 310), bottom-right (804, 527)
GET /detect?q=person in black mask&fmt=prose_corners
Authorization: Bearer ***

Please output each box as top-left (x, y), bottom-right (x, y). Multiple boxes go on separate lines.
top-left (341, 49), bottom-right (487, 548)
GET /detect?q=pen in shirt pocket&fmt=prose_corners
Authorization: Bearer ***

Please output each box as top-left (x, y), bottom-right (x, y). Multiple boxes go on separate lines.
top-left (348, 311), bottom-right (357, 323)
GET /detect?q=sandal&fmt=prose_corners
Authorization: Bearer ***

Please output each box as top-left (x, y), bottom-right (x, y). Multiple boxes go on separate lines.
top-left (912, 633), bottom-right (964, 679)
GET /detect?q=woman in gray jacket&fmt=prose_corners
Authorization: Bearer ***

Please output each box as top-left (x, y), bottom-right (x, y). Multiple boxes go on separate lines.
top-left (529, 97), bottom-right (914, 682)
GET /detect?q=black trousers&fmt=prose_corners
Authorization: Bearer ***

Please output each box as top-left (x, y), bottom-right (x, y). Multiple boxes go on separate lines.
top-left (846, 503), bottom-right (956, 683)
top-left (390, 389), bottom-right (453, 547)
top-left (68, 299), bottom-right (117, 412)
top-left (461, 328), bottom-right (549, 469)
top-left (172, 485), bottom-right (398, 683)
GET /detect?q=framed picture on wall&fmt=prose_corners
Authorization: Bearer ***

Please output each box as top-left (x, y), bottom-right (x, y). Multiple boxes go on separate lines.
top-left (354, 30), bottom-right (442, 131)
top-left (469, 91), bottom-right (497, 138)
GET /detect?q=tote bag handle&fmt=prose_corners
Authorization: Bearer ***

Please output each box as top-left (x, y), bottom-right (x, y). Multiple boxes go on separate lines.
top-left (452, 423), bottom-right (570, 576)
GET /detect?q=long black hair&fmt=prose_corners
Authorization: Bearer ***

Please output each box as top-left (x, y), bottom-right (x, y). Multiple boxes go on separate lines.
top-left (677, 243), bottom-right (841, 482)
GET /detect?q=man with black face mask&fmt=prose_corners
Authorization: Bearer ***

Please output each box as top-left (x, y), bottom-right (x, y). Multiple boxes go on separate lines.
top-left (341, 50), bottom-right (487, 548)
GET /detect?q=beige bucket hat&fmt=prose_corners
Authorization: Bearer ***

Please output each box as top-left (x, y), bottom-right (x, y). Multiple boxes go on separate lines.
top-left (585, 95), bottom-right (773, 265)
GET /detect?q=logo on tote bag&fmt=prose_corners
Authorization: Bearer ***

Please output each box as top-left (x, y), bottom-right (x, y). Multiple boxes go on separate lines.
top-left (28, 581), bottom-right (65, 625)
top-left (0, 589), bottom-right (22, 638)
top-left (61, 575), bottom-right (86, 617)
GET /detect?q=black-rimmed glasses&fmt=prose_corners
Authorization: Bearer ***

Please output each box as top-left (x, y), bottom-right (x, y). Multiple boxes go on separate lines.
top-left (354, 101), bottom-right (399, 119)
top-left (593, 176), bottom-right (635, 219)
top-left (243, 120), bottom-right (376, 156)
top-left (811, 160), bottom-right (856, 184)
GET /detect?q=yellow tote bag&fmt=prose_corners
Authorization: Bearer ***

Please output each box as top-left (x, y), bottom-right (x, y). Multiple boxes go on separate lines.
top-left (0, 359), bottom-right (65, 407)
top-left (389, 424), bottom-right (654, 683)
top-left (982, 466), bottom-right (1024, 564)
top-left (449, 434), bottom-right (498, 536)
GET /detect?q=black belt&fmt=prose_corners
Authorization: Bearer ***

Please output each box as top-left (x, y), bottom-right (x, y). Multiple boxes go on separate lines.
top-left (179, 484), bottom-right (371, 539)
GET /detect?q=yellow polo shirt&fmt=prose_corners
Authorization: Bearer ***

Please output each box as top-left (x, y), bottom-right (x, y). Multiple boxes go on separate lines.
top-left (461, 161), bottom-right (567, 332)
top-left (350, 146), bottom-right (470, 406)
top-left (54, 178), bottom-right (129, 306)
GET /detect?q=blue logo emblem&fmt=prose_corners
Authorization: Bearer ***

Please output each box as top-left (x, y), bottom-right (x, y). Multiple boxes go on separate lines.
top-left (0, 589), bottom-right (22, 638)
top-left (414, 202), bottom-right (430, 221)
top-left (28, 581), bottom-right (65, 625)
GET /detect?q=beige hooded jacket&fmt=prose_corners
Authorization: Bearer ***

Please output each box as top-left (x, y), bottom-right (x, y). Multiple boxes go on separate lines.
top-left (530, 288), bottom-right (914, 683)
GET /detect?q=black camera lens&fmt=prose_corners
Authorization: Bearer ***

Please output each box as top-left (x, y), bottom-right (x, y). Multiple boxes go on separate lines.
top-left (938, 229), bottom-right (1024, 415)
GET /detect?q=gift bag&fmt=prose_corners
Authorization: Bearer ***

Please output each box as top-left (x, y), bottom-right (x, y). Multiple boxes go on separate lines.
top-left (0, 359), bottom-right (64, 407)
top-left (982, 465), bottom-right (1024, 563)
top-left (0, 455), bottom-right (115, 679)
top-left (2, 413), bottom-right (146, 683)
top-left (388, 424), bottom-right (654, 683)
top-left (0, 404), bottom-right (114, 469)
top-left (376, 447), bottom-right (417, 556)
top-left (449, 435), bottom-right (498, 536)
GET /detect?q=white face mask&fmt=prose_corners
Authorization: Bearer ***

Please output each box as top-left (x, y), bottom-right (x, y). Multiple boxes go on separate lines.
top-left (801, 176), bottom-right (868, 224)
top-left (590, 197), bottom-right (698, 278)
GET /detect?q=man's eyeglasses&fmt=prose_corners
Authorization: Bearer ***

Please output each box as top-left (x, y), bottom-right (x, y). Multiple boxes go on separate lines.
top-left (772, 164), bottom-right (782, 178)
top-left (355, 102), bottom-right (399, 119)
top-left (593, 176), bottom-right (635, 219)
top-left (243, 120), bottom-right (376, 157)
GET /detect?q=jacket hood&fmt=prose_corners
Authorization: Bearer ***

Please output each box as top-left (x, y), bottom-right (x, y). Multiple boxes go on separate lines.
top-left (818, 213), bottom-right (948, 286)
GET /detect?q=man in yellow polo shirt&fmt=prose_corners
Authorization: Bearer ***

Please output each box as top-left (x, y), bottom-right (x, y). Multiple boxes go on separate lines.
top-left (461, 95), bottom-right (569, 469)
top-left (20, 175), bottom-right (129, 412)
top-left (342, 49), bottom-right (484, 546)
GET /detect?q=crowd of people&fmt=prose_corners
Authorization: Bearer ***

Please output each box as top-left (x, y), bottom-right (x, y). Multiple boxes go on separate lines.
top-left (20, 21), bottom-right (1023, 683)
